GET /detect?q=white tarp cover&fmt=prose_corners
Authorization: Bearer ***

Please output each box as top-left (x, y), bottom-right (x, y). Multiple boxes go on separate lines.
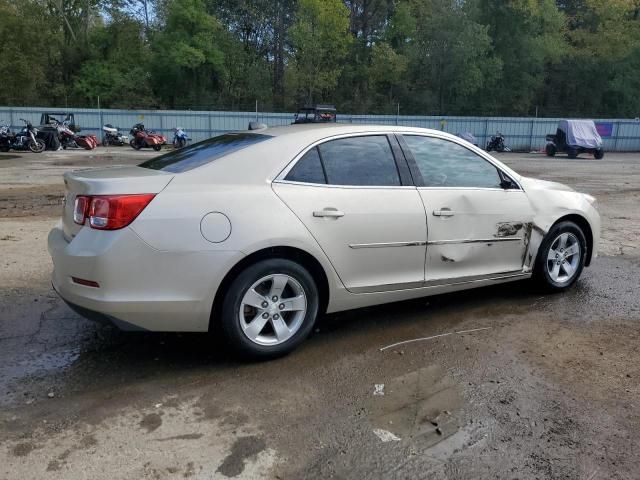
top-left (558, 120), bottom-right (603, 148)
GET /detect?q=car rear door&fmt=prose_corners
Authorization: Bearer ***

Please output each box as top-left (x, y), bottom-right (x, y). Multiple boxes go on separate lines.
top-left (272, 134), bottom-right (427, 293)
top-left (398, 134), bottom-right (535, 283)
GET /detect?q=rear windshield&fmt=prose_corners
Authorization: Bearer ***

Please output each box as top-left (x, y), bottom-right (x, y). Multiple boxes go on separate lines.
top-left (138, 133), bottom-right (272, 173)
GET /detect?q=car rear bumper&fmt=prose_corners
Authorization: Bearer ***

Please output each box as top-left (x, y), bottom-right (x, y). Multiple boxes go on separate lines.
top-left (48, 222), bottom-right (243, 332)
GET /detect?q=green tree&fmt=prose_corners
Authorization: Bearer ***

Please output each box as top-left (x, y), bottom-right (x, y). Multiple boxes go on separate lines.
top-left (288, 0), bottom-right (352, 105)
top-left (477, 0), bottom-right (565, 115)
top-left (150, 0), bottom-right (227, 108)
top-left (73, 15), bottom-right (155, 108)
top-left (405, 0), bottom-right (501, 114)
top-left (0, 0), bottom-right (59, 106)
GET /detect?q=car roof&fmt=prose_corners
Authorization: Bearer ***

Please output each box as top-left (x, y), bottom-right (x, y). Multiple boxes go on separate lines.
top-left (257, 123), bottom-right (457, 142)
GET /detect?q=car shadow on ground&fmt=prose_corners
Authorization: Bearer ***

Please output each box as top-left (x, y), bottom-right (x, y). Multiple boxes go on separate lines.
top-left (58, 279), bottom-right (552, 377)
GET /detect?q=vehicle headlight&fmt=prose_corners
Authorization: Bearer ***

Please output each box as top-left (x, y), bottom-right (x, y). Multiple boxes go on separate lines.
top-left (584, 194), bottom-right (598, 210)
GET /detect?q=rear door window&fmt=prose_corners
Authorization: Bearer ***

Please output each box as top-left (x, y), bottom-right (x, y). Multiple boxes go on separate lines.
top-left (285, 147), bottom-right (327, 184)
top-left (139, 133), bottom-right (272, 173)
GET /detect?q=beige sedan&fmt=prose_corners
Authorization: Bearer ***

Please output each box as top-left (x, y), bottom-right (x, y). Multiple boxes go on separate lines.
top-left (48, 124), bottom-right (600, 358)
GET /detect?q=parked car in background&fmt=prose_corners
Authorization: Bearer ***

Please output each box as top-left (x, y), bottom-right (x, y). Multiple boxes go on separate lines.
top-left (546, 120), bottom-right (604, 159)
top-left (49, 124), bottom-right (600, 359)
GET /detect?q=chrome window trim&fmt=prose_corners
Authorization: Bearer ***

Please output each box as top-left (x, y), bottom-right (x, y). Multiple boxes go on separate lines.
top-left (417, 186), bottom-right (525, 192)
top-left (272, 179), bottom-right (417, 190)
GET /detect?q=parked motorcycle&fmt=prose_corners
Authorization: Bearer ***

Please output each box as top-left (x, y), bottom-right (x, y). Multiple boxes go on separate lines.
top-left (0, 119), bottom-right (46, 153)
top-left (172, 127), bottom-right (190, 149)
top-left (102, 124), bottom-right (129, 146)
top-left (57, 120), bottom-right (98, 150)
top-left (486, 132), bottom-right (511, 153)
top-left (130, 123), bottom-right (166, 151)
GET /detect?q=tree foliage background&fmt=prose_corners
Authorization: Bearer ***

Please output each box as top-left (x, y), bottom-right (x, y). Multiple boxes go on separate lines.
top-left (0, 0), bottom-right (639, 116)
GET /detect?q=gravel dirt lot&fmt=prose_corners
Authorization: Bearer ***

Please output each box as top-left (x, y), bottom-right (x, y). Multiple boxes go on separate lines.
top-left (1, 147), bottom-right (639, 479)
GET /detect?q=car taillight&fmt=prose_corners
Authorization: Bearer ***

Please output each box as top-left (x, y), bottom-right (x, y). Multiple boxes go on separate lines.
top-left (73, 194), bottom-right (155, 230)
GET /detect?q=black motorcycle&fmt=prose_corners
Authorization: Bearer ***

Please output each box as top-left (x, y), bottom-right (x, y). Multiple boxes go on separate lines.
top-left (0, 119), bottom-right (46, 153)
top-left (485, 132), bottom-right (511, 153)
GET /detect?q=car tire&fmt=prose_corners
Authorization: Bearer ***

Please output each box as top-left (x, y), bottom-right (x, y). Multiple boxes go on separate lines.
top-left (594, 149), bottom-right (604, 160)
top-left (545, 144), bottom-right (556, 157)
top-left (567, 148), bottom-right (578, 159)
top-left (533, 221), bottom-right (587, 292)
top-left (220, 259), bottom-right (319, 359)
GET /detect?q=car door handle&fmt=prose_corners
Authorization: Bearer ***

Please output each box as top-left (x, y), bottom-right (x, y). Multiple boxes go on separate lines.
top-left (433, 208), bottom-right (455, 217)
top-left (313, 208), bottom-right (345, 218)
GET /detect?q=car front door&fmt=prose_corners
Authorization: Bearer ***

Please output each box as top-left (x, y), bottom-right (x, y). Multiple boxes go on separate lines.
top-left (399, 134), bottom-right (535, 284)
top-left (272, 134), bottom-right (427, 293)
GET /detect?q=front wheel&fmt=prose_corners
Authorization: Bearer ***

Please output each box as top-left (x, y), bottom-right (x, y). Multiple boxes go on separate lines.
top-left (533, 221), bottom-right (587, 292)
top-left (152, 144), bottom-right (162, 151)
top-left (102, 137), bottom-right (110, 147)
top-left (220, 259), bottom-right (319, 359)
top-left (130, 139), bottom-right (140, 150)
top-left (29, 139), bottom-right (46, 153)
top-left (568, 147), bottom-right (578, 159)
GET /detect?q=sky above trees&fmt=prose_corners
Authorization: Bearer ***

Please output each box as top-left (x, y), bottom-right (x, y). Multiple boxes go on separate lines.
top-left (1, 0), bottom-right (639, 117)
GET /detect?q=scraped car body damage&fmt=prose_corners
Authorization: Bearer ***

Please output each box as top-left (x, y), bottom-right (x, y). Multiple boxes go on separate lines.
top-left (519, 177), bottom-right (599, 271)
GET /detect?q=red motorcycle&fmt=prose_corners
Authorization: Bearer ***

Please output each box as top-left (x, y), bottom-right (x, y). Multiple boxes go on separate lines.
top-left (129, 123), bottom-right (166, 151)
top-left (56, 121), bottom-right (98, 150)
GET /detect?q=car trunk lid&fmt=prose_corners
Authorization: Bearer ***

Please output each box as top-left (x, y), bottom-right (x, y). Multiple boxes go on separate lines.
top-left (62, 166), bottom-right (174, 239)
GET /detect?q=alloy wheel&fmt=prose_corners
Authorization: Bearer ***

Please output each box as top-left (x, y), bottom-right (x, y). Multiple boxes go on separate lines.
top-left (546, 232), bottom-right (581, 284)
top-left (239, 274), bottom-right (307, 346)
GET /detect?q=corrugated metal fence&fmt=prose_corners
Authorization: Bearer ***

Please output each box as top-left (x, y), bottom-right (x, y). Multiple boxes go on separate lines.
top-left (1, 106), bottom-right (639, 151)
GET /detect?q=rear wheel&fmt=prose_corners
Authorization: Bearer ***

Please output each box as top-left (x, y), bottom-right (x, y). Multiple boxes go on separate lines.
top-left (545, 144), bottom-right (557, 157)
top-left (220, 259), bottom-right (319, 359)
top-left (533, 221), bottom-right (587, 292)
top-left (594, 148), bottom-right (604, 159)
top-left (29, 139), bottom-right (45, 153)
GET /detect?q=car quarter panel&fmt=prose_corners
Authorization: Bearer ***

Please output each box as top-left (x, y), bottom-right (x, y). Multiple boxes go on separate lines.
top-left (48, 221), bottom-right (243, 331)
top-left (129, 176), bottom-right (347, 312)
